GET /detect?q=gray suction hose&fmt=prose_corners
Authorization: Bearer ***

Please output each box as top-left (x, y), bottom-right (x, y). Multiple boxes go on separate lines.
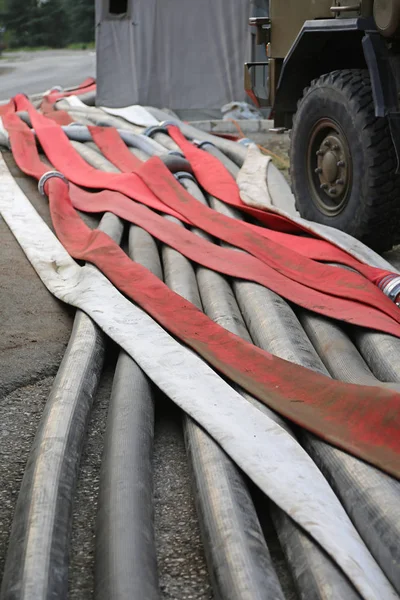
top-left (172, 175), bottom-right (363, 600)
top-left (0, 213), bottom-right (123, 600)
top-left (95, 350), bottom-right (159, 600)
top-left (77, 90), bottom-right (96, 106)
top-left (95, 226), bottom-right (162, 600)
top-left (157, 177), bottom-right (287, 600)
top-left (351, 328), bottom-right (400, 382)
top-left (68, 128), bottom-right (192, 178)
top-left (297, 310), bottom-right (400, 388)
top-left (80, 140), bottom-right (286, 600)
top-left (143, 106), bottom-right (248, 166)
top-left (203, 184), bottom-right (400, 593)
top-left (54, 99), bottom-right (144, 133)
top-left (196, 141), bottom-right (240, 178)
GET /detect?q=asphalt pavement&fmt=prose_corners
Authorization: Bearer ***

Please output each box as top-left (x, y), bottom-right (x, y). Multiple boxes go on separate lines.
top-left (0, 49), bottom-right (95, 100)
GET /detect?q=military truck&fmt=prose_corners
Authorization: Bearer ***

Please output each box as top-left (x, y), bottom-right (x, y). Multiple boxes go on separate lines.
top-left (245, 0), bottom-right (400, 251)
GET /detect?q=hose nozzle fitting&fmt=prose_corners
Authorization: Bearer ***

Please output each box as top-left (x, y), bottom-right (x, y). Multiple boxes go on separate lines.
top-left (38, 171), bottom-right (69, 196)
top-left (378, 274), bottom-right (400, 307)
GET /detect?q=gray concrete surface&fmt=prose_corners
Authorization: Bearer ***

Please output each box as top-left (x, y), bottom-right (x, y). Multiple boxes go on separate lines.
top-left (0, 151), bottom-right (74, 398)
top-left (0, 49), bottom-right (95, 100)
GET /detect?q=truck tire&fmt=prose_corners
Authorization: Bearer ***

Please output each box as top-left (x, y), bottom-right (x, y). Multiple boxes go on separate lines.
top-left (290, 69), bottom-right (400, 252)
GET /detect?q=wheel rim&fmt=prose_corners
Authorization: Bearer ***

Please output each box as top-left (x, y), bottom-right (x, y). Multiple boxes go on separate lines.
top-left (307, 118), bottom-right (352, 216)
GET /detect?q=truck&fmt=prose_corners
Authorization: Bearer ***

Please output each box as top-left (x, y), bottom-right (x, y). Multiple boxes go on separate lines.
top-left (245, 0), bottom-right (400, 251)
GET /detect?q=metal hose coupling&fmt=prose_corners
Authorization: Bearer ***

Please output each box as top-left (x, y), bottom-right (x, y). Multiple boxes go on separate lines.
top-left (143, 121), bottom-right (179, 137)
top-left (194, 140), bottom-right (216, 150)
top-left (174, 171), bottom-right (197, 183)
top-left (378, 274), bottom-right (400, 306)
top-left (38, 171), bottom-right (69, 196)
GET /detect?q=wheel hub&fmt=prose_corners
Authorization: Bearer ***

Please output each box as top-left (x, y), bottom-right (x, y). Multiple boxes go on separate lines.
top-left (307, 119), bottom-right (352, 216)
top-left (316, 134), bottom-right (348, 199)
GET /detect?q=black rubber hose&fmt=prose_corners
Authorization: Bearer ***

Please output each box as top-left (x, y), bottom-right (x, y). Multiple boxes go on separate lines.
top-left (271, 507), bottom-right (361, 600)
top-left (161, 154), bottom-right (193, 174)
top-left (232, 265), bottom-right (400, 594)
top-left (298, 310), bottom-right (389, 385)
top-left (143, 106), bottom-right (248, 167)
top-left (152, 131), bottom-right (181, 152)
top-left (95, 351), bottom-right (159, 600)
top-left (77, 90), bottom-right (96, 106)
top-left (200, 142), bottom-right (240, 178)
top-left (64, 126), bottom-right (193, 174)
top-left (352, 328), bottom-right (400, 382)
top-left (197, 190), bottom-right (391, 598)
top-left (295, 309), bottom-right (400, 592)
top-left (157, 184), bottom-right (286, 600)
top-left (95, 226), bottom-right (161, 600)
top-left (139, 135), bottom-right (362, 598)
top-left (0, 213), bottom-right (123, 600)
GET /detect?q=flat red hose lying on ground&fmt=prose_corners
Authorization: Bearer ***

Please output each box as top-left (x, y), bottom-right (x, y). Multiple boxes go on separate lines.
top-left (10, 99), bottom-right (400, 334)
top-left (89, 125), bottom-right (142, 171)
top-left (45, 77), bottom-right (97, 104)
top-left (3, 112), bottom-right (400, 479)
top-left (0, 78), bottom-right (96, 118)
top-left (40, 97), bottom-right (74, 126)
top-left (89, 125), bottom-right (393, 271)
top-left (167, 124), bottom-right (393, 282)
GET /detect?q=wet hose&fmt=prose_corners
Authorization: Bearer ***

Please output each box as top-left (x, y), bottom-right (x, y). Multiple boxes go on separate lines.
top-left (0, 213), bottom-right (123, 600)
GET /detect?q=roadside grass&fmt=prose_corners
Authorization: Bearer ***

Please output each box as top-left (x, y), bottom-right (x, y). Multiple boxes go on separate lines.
top-left (1, 42), bottom-right (95, 53)
top-left (67, 42), bottom-right (95, 50)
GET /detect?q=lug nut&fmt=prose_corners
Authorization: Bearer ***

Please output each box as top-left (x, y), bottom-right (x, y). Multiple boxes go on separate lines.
top-left (320, 183), bottom-right (329, 190)
top-left (316, 150), bottom-right (324, 156)
top-left (324, 140), bottom-right (331, 147)
top-left (329, 188), bottom-right (337, 195)
top-left (315, 167), bottom-right (322, 174)
top-left (333, 144), bottom-right (340, 151)
top-left (336, 178), bottom-right (344, 185)
top-left (337, 160), bottom-right (345, 167)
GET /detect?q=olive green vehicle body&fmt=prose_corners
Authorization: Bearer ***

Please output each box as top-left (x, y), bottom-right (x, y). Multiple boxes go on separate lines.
top-left (245, 1), bottom-right (400, 250)
top-left (246, 1), bottom-right (400, 132)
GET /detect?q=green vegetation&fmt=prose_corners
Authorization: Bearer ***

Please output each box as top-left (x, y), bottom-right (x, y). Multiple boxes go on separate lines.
top-left (0, 0), bottom-right (94, 50)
